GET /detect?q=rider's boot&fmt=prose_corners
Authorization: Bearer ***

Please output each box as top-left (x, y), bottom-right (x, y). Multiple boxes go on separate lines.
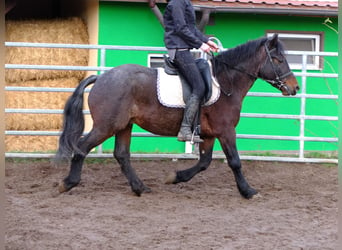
top-left (177, 94), bottom-right (203, 143)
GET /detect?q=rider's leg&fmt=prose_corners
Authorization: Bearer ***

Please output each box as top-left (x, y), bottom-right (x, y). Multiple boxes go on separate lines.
top-left (173, 50), bottom-right (206, 143)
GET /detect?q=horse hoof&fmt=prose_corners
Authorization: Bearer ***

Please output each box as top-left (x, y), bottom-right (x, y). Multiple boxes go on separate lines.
top-left (58, 181), bottom-right (68, 193)
top-left (132, 185), bottom-right (151, 197)
top-left (164, 172), bottom-right (177, 184)
top-left (245, 188), bottom-right (258, 199)
top-left (251, 193), bottom-right (263, 199)
top-left (143, 186), bottom-right (152, 193)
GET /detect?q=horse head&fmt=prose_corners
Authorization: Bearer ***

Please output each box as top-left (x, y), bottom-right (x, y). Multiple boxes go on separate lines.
top-left (258, 34), bottom-right (299, 96)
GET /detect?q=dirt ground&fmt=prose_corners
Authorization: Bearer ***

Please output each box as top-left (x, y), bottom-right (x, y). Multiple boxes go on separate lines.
top-left (5, 158), bottom-right (338, 250)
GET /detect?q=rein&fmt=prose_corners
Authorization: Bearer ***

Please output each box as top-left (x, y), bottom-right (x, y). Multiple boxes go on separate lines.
top-left (211, 44), bottom-right (293, 96)
top-left (210, 53), bottom-right (234, 97)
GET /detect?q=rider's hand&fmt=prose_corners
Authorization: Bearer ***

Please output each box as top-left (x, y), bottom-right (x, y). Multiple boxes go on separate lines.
top-left (200, 43), bottom-right (211, 54)
top-left (207, 41), bottom-right (219, 52)
top-left (200, 42), bottom-right (219, 54)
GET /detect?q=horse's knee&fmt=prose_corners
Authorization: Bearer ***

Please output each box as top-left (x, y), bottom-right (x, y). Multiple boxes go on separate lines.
top-left (228, 156), bottom-right (241, 171)
top-left (201, 153), bottom-right (212, 163)
top-left (113, 148), bottom-right (130, 164)
top-left (198, 150), bottom-right (213, 170)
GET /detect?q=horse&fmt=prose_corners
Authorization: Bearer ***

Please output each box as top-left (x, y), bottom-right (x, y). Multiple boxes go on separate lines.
top-left (56, 34), bottom-right (299, 199)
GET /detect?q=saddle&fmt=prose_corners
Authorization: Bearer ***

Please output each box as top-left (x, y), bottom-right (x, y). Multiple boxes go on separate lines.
top-left (163, 55), bottom-right (213, 104)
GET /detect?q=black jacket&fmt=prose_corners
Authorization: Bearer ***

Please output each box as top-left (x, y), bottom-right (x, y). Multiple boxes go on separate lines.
top-left (163, 0), bottom-right (209, 49)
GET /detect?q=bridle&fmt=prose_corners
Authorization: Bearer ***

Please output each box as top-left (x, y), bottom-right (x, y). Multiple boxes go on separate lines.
top-left (211, 43), bottom-right (293, 96)
top-left (260, 44), bottom-right (293, 93)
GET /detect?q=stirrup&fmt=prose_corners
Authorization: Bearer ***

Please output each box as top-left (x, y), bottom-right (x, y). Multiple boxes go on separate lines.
top-left (190, 130), bottom-right (203, 144)
top-left (177, 131), bottom-right (203, 143)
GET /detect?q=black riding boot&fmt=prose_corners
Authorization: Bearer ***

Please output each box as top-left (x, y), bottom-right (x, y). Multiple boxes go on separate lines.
top-left (177, 94), bottom-right (203, 143)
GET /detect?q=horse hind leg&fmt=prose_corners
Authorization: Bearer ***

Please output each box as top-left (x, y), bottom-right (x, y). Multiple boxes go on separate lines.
top-left (59, 128), bottom-right (111, 193)
top-left (114, 125), bottom-right (151, 196)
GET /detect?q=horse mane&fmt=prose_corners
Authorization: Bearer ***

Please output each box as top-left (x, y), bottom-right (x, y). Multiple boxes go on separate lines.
top-left (213, 36), bottom-right (285, 75)
top-left (215, 37), bottom-right (267, 68)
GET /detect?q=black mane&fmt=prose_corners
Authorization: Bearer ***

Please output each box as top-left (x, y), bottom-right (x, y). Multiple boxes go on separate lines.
top-left (215, 37), bottom-right (268, 68)
top-left (212, 36), bottom-right (285, 76)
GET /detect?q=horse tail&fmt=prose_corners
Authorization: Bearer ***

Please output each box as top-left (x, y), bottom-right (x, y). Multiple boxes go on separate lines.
top-left (55, 75), bottom-right (97, 161)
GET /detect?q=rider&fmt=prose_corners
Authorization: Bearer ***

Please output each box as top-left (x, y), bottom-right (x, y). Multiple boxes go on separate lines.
top-left (163, 0), bottom-right (219, 143)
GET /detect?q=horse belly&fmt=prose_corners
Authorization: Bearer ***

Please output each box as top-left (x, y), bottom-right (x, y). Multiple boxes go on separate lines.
top-left (131, 102), bottom-right (183, 137)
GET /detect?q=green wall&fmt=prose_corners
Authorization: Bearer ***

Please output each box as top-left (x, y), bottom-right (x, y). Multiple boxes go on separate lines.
top-left (98, 1), bottom-right (338, 154)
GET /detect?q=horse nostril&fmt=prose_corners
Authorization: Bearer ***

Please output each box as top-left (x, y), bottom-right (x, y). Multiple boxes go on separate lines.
top-left (296, 85), bottom-right (300, 91)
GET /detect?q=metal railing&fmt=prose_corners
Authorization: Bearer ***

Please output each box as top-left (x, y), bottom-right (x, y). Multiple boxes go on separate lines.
top-left (4, 42), bottom-right (338, 163)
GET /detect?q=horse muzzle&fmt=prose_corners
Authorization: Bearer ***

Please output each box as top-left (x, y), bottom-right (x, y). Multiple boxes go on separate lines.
top-left (281, 75), bottom-right (299, 96)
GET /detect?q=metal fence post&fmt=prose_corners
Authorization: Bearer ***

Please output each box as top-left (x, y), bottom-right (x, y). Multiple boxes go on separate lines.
top-left (96, 48), bottom-right (107, 155)
top-left (299, 54), bottom-right (308, 159)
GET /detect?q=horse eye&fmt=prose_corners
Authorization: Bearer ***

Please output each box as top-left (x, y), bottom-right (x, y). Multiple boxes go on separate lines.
top-left (273, 57), bottom-right (283, 64)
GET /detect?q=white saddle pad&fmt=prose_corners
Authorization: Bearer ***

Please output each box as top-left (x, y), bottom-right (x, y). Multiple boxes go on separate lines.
top-left (156, 68), bottom-right (221, 108)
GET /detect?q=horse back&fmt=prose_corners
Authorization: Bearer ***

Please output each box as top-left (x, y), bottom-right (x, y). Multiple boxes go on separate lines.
top-left (89, 64), bottom-right (157, 103)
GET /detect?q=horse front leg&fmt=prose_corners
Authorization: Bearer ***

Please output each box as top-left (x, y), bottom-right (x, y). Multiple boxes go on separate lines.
top-left (114, 125), bottom-right (151, 196)
top-left (165, 138), bottom-right (215, 184)
top-left (219, 134), bottom-right (258, 199)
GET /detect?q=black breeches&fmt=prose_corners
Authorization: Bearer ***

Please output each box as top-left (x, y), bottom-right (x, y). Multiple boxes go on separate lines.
top-left (173, 50), bottom-right (206, 99)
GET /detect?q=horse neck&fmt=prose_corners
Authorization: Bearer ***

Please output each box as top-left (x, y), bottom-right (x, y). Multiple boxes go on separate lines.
top-left (213, 48), bottom-right (266, 98)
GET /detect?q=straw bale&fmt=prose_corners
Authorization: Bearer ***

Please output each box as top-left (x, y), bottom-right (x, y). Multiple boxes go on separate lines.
top-left (6, 114), bottom-right (63, 131)
top-left (5, 17), bottom-right (89, 83)
top-left (5, 135), bottom-right (59, 152)
top-left (5, 77), bottom-right (80, 130)
top-left (5, 76), bottom-right (79, 87)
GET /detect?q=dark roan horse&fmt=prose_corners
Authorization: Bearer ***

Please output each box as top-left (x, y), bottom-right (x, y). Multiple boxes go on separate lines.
top-left (56, 34), bottom-right (299, 199)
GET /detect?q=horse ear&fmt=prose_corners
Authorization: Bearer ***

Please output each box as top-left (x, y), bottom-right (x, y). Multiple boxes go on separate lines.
top-left (268, 33), bottom-right (279, 48)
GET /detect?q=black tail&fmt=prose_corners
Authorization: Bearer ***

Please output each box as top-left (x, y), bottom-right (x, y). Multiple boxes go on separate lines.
top-left (55, 75), bottom-right (97, 161)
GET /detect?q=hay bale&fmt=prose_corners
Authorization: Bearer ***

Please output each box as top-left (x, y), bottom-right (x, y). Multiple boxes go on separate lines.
top-left (5, 76), bottom-right (79, 87)
top-left (5, 17), bottom-right (89, 83)
top-left (6, 114), bottom-right (63, 131)
top-left (5, 135), bottom-right (59, 153)
top-left (5, 77), bottom-right (79, 130)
